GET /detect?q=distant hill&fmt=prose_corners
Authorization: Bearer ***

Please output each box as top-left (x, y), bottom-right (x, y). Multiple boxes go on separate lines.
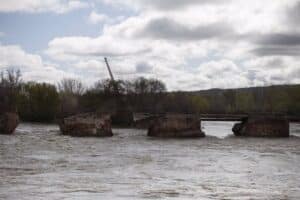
top-left (166, 84), bottom-right (300, 116)
top-left (189, 84), bottom-right (300, 96)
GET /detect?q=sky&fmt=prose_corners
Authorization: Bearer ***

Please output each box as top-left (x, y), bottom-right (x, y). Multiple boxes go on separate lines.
top-left (0, 0), bottom-right (299, 91)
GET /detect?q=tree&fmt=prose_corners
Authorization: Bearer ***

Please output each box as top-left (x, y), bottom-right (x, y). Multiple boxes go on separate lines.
top-left (58, 78), bottom-right (85, 95)
top-left (0, 69), bottom-right (22, 112)
top-left (190, 95), bottom-right (210, 114)
top-left (133, 77), bottom-right (149, 94)
top-left (287, 85), bottom-right (300, 115)
top-left (132, 77), bottom-right (166, 94)
top-left (235, 91), bottom-right (255, 113)
top-left (131, 77), bottom-right (166, 112)
top-left (223, 90), bottom-right (236, 113)
top-left (148, 79), bottom-right (166, 94)
top-left (93, 79), bottom-right (126, 96)
top-left (0, 69), bottom-right (21, 88)
top-left (17, 82), bottom-right (60, 122)
top-left (57, 78), bottom-right (86, 117)
top-left (269, 88), bottom-right (289, 113)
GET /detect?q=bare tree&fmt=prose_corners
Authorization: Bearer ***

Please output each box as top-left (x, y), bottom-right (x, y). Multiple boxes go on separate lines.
top-left (0, 69), bottom-right (22, 88)
top-left (0, 69), bottom-right (22, 112)
top-left (58, 78), bottom-right (85, 95)
top-left (148, 78), bottom-right (166, 94)
top-left (133, 77), bottom-right (166, 94)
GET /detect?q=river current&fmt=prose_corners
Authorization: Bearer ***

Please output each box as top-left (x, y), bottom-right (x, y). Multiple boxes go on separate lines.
top-left (1, 122), bottom-right (300, 199)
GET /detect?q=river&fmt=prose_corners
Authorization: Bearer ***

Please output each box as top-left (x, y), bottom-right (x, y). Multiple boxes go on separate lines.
top-left (1, 122), bottom-right (300, 199)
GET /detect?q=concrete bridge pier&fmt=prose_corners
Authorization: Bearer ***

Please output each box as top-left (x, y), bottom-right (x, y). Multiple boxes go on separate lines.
top-left (148, 114), bottom-right (205, 138)
top-left (59, 113), bottom-right (113, 137)
top-left (0, 112), bottom-right (19, 135)
top-left (232, 115), bottom-right (289, 137)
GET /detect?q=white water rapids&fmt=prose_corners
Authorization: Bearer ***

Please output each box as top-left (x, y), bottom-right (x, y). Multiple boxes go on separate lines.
top-left (1, 122), bottom-right (300, 199)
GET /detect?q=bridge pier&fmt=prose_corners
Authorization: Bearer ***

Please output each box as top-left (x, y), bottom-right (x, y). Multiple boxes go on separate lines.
top-left (0, 112), bottom-right (19, 135)
top-left (232, 115), bottom-right (289, 137)
top-left (59, 113), bottom-right (113, 137)
top-left (148, 114), bottom-right (205, 138)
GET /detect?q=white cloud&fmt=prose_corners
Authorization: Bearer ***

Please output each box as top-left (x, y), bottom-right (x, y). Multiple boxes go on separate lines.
top-left (89, 11), bottom-right (109, 24)
top-left (88, 10), bottom-right (125, 25)
top-left (0, 44), bottom-right (43, 69)
top-left (194, 60), bottom-right (248, 89)
top-left (243, 56), bottom-right (300, 86)
top-left (0, 44), bottom-right (77, 84)
top-left (0, 0), bottom-right (89, 14)
top-left (102, 0), bottom-right (227, 11)
top-left (46, 35), bottom-right (151, 61)
top-left (8, 0), bottom-right (298, 90)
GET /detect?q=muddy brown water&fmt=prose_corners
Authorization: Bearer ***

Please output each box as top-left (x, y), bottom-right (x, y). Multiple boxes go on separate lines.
top-left (1, 122), bottom-right (300, 199)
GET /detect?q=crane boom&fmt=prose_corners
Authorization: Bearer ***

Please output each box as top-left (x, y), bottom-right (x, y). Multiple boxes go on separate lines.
top-left (104, 57), bottom-right (115, 81)
top-left (104, 57), bottom-right (119, 95)
top-left (103, 58), bottom-right (133, 126)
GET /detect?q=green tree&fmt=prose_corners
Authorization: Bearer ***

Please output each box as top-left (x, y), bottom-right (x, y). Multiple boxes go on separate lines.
top-left (287, 85), bottom-right (300, 115)
top-left (223, 90), bottom-right (236, 113)
top-left (235, 91), bottom-right (255, 113)
top-left (190, 95), bottom-right (210, 114)
top-left (270, 88), bottom-right (289, 113)
top-left (18, 82), bottom-right (60, 122)
top-left (0, 69), bottom-right (22, 112)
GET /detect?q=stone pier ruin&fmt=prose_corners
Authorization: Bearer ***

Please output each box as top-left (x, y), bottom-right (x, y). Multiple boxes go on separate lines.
top-left (59, 113), bottom-right (113, 137)
top-left (232, 115), bottom-right (289, 137)
top-left (148, 114), bottom-right (205, 138)
top-left (0, 112), bottom-right (19, 135)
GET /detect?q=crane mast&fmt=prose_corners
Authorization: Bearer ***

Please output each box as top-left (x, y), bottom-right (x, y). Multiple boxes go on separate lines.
top-left (103, 57), bottom-right (133, 126)
top-left (104, 57), bottom-right (119, 95)
top-left (104, 57), bottom-right (115, 81)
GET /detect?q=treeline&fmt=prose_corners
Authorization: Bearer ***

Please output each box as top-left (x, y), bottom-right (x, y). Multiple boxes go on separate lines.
top-left (0, 69), bottom-right (21, 113)
top-left (189, 85), bottom-right (300, 115)
top-left (0, 69), bottom-right (299, 123)
top-left (0, 69), bottom-right (168, 122)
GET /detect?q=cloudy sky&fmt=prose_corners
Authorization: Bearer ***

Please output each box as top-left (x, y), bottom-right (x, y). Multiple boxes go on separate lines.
top-left (0, 0), bottom-right (299, 91)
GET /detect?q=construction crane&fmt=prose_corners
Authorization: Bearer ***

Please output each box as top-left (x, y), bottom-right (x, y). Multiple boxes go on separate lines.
top-left (104, 57), bottom-right (115, 81)
top-left (104, 57), bottom-right (119, 95)
top-left (103, 57), bottom-right (133, 126)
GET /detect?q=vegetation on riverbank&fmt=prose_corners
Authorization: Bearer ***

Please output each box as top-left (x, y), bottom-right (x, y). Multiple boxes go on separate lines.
top-left (0, 69), bottom-right (299, 123)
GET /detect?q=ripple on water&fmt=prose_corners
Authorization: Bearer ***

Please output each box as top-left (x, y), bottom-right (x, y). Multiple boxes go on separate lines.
top-left (0, 122), bottom-right (299, 199)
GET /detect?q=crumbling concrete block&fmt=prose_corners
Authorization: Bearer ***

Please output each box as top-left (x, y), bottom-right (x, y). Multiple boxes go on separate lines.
top-left (59, 113), bottom-right (113, 137)
top-left (0, 112), bottom-right (19, 135)
top-left (148, 114), bottom-right (205, 138)
top-left (232, 115), bottom-right (289, 137)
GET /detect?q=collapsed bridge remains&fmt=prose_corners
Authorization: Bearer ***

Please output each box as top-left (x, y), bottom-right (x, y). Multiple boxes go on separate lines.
top-left (148, 114), bottom-right (205, 138)
top-left (134, 113), bottom-right (292, 137)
